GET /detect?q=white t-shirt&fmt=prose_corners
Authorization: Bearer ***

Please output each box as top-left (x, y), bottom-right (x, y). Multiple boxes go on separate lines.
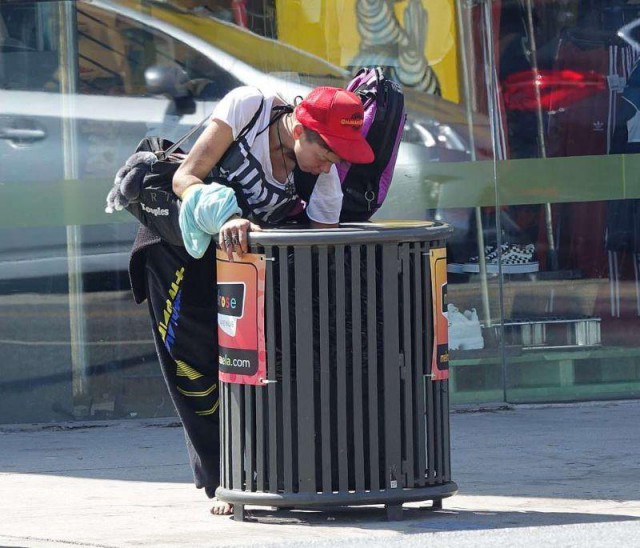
top-left (211, 86), bottom-right (343, 225)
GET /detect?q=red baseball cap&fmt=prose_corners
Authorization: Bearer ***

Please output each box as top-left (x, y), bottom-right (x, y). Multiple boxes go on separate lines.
top-left (295, 87), bottom-right (374, 164)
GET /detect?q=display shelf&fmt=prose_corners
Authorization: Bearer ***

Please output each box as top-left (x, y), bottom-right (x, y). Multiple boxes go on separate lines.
top-left (451, 382), bottom-right (640, 405)
top-left (447, 277), bottom-right (608, 319)
top-left (449, 346), bottom-right (640, 404)
top-left (451, 345), bottom-right (640, 366)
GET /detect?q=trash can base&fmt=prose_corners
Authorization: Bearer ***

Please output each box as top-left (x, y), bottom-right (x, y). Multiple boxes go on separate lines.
top-left (233, 504), bottom-right (245, 522)
top-left (386, 504), bottom-right (403, 521)
top-left (216, 481), bottom-right (458, 512)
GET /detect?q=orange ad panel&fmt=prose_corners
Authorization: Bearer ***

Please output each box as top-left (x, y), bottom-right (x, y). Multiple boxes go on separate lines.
top-left (430, 247), bottom-right (449, 381)
top-left (216, 250), bottom-right (267, 386)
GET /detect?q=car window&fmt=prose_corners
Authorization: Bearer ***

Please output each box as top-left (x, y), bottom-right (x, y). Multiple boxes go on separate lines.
top-left (76, 5), bottom-right (131, 95)
top-left (0, 3), bottom-right (60, 91)
top-left (0, 2), bottom-right (241, 100)
top-left (77, 3), bottom-right (241, 99)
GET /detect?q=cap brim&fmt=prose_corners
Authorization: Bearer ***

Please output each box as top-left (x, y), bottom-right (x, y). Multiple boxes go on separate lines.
top-left (320, 133), bottom-right (375, 164)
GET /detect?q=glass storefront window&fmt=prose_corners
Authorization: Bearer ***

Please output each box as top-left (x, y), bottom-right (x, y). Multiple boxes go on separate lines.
top-left (446, 0), bottom-right (640, 403)
top-left (0, 0), bottom-right (253, 423)
top-left (2, 0), bottom-right (640, 425)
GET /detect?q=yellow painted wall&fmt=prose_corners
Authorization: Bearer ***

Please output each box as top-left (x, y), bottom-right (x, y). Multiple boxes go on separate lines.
top-left (276, 0), bottom-right (459, 103)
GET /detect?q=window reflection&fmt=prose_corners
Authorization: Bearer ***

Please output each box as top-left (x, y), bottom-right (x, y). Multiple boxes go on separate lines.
top-left (444, 0), bottom-right (640, 403)
top-left (3, 0), bottom-right (640, 422)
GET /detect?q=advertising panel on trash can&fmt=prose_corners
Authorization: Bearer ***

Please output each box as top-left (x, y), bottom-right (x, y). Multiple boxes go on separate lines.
top-left (430, 248), bottom-right (449, 380)
top-left (216, 249), bottom-right (267, 385)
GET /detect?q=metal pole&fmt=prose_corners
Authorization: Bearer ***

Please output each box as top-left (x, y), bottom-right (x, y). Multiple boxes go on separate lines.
top-left (475, 0), bottom-right (511, 402)
top-left (58, 2), bottom-right (88, 407)
top-left (524, 0), bottom-right (558, 270)
top-left (455, 0), bottom-right (492, 328)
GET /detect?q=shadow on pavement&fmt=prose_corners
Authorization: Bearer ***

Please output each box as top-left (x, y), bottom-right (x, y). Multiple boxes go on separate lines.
top-left (449, 402), bottom-right (640, 502)
top-left (236, 505), bottom-right (640, 531)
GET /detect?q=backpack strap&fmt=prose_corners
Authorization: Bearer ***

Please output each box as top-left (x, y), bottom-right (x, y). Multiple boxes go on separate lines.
top-left (160, 95), bottom-right (266, 161)
top-left (238, 96), bottom-right (266, 139)
top-left (252, 102), bottom-right (293, 137)
top-left (158, 116), bottom-right (209, 160)
top-left (217, 96), bottom-right (265, 166)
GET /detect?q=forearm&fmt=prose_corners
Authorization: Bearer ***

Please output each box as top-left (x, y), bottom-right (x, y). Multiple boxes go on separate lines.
top-left (173, 172), bottom-right (204, 199)
top-left (172, 119), bottom-right (234, 198)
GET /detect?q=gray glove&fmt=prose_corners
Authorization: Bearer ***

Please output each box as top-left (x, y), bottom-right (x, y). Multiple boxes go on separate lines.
top-left (105, 151), bottom-right (157, 213)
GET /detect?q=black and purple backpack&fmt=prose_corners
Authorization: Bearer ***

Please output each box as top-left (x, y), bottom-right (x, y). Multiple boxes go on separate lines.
top-left (295, 67), bottom-right (406, 222)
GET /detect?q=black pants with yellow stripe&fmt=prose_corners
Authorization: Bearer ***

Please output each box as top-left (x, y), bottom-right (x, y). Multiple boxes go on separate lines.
top-left (144, 242), bottom-right (220, 498)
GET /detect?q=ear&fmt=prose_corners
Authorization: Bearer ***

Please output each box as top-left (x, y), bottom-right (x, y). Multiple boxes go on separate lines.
top-left (292, 123), bottom-right (304, 139)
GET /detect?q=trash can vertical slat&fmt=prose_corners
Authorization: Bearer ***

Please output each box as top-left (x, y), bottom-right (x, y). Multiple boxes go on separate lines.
top-left (400, 243), bottom-right (414, 487)
top-left (231, 383), bottom-right (243, 490)
top-left (279, 250), bottom-right (294, 492)
top-left (434, 384), bottom-right (444, 483)
top-left (318, 246), bottom-right (332, 494)
top-left (295, 247), bottom-right (316, 492)
top-left (255, 385), bottom-right (265, 492)
top-left (266, 394), bottom-right (278, 493)
top-left (223, 382), bottom-right (231, 487)
top-left (335, 244), bottom-right (349, 492)
top-left (442, 384), bottom-right (451, 480)
top-left (426, 378), bottom-right (437, 485)
top-left (265, 246), bottom-right (279, 493)
top-left (412, 243), bottom-right (426, 487)
top-left (382, 244), bottom-right (402, 488)
top-left (221, 382), bottom-right (228, 488)
top-left (423, 248), bottom-right (436, 485)
top-left (244, 386), bottom-right (255, 491)
top-left (350, 244), bottom-right (365, 492)
top-left (366, 244), bottom-right (380, 492)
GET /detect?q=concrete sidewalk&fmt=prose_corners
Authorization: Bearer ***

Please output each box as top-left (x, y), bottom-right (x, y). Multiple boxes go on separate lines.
top-left (1, 400), bottom-right (639, 547)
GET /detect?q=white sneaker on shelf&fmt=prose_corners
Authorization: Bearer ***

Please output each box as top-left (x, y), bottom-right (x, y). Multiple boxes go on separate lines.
top-left (446, 303), bottom-right (485, 350)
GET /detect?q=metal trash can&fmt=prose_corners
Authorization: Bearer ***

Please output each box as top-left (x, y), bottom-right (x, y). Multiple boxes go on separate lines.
top-left (215, 221), bottom-right (457, 521)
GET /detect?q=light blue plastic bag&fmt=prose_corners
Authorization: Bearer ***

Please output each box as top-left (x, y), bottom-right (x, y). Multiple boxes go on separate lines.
top-left (178, 183), bottom-right (242, 258)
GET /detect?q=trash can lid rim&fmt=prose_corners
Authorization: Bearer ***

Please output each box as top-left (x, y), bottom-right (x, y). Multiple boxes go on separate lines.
top-left (246, 220), bottom-right (453, 245)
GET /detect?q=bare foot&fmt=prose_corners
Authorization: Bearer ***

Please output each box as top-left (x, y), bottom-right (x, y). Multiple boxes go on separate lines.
top-left (210, 498), bottom-right (233, 516)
